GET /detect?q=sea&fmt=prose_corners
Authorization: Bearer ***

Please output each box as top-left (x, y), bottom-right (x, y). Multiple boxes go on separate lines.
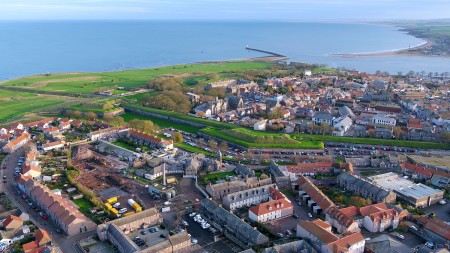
top-left (1, 20), bottom-right (450, 80)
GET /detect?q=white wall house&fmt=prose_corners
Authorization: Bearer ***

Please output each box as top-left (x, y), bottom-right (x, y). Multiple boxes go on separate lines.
top-left (372, 115), bottom-right (396, 126)
top-left (254, 120), bottom-right (267, 131)
top-left (333, 116), bottom-right (353, 136)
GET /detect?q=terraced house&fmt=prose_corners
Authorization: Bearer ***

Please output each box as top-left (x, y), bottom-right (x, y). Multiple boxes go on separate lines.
top-left (337, 173), bottom-right (397, 204)
top-left (201, 198), bottom-right (269, 247)
top-left (17, 175), bottom-right (96, 236)
top-left (222, 183), bottom-right (276, 210)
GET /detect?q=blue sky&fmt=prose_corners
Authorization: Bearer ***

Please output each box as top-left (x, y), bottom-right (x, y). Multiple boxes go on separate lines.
top-left (0, 0), bottom-right (449, 20)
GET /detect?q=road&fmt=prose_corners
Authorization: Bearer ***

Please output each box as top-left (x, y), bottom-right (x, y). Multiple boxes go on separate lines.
top-left (1, 152), bottom-right (95, 253)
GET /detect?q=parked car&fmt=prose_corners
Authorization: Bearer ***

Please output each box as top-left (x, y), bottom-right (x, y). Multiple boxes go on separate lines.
top-left (397, 234), bottom-right (405, 240)
top-left (140, 230), bottom-right (147, 235)
top-left (308, 213), bottom-right (313, 218)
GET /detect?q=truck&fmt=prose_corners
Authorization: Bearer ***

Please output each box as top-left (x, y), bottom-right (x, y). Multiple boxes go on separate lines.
top-left (124, 211), bottom-right (135, 217)
top-left (110, 208), bottom-right (119, 215)
top-left (128, 199), bottom-right (142, 212)
top-left (161, 207), bottom-right (171, 213)
top-left (105, 203), bottom-right (113, 210)
top-left (107, 197), bottom-right (118, 204)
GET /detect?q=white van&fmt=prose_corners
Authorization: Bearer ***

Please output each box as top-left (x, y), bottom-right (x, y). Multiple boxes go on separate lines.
top-left (119, 208), bottom-right (128, 214)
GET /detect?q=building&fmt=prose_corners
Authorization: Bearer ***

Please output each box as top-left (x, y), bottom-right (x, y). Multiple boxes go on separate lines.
top-left (88, 126), bottom-right (129, 141)
top-left (372, 115), bottom-right (396, 126)
top-left (17, 175), bottom-right (96, 236)
top-left (297, 219), bottom-right (365, 253)
top-left (312, 112), bottom-right (336, 126)
top-left (269, 161), bottom-right (291, 190)
top-left (2, 132), bottom-right (30, 153)
top-left (325, 207), bottom-right (360, 234)
top-left (22, 164), bottom-right (41, 179)
top-left (365, 234), bottom-right (413, 253)
top-left (206, 177), bottom-right (272, 200)
top-left (262, 239), bottom-right (317, 253)
top-left (418, 217), bottom-right (450, 246)
top-left (22, 228), bottom-right (52, 253)
top-left (222, 184), bottom-right (276, 210)
top-left (333, 116), bottom-right (353, 136)
top-left (368, 173), bottom-right (444, 207)
top-left (234, 164), bottom-right (255, 177)
top-left (248, 187), bottom-right (293, 223)
top-left (296, 175), bottom-right (335, 214)
top-left (42, 140), bottom-right (64, 152)
top-left (286, 162), bottom-right (334, 176)
top-left (125, 129), bottom-right (174, 150)
top-left (337, 173), bottom-right (397, 204)
top-left (201, 198), bottom-right (269, 247)
top-left (1, 215), bottom-right (23, 231)
top-left (254, 120), bottom-right (267, 131)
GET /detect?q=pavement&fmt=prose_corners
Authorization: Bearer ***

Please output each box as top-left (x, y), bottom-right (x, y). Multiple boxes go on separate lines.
top-left (1, 152), bottom-right (96, 253)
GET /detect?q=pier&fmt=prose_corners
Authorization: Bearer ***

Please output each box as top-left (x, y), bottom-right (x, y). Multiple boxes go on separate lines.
top-left (245, 46), bottom-right (287, 58)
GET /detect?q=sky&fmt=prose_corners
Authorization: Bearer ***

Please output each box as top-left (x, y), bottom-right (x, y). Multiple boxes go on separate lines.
top-left (0, 0), bottom-right (449, 21)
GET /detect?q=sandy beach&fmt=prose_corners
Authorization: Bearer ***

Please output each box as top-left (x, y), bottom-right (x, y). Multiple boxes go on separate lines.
top-left (331, 40), bottom-right (433, 58)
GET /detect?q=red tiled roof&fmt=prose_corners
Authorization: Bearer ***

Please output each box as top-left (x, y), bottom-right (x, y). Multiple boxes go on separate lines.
top-left (22, 241), bottom-right (39, 252)
top-left (4, 133), bottom-right (30, 149)
top-left (35, 228), bottom-right (51, 245)
top-left (297, 176), bottom-right (335, 211)
top-left (249, 198), bottom-right (292, 216)
top-left (43, 140), bottom-right (63, 149)
top-left (424, 218), bottom-right (450, 241)
top-left (401, 163), bottom-right (433, 177)
top-left (328, 232), bottom-right (365, 252)
top-left (2, 215), bottom-right (23, 228)
top-left (298, 219), bottom-right (338, 244)
top-left (327, 206), bottom-right (357, 228)
top-left (269, 187), bottom-right (286, 200)
top-left (287, 162), bottom-right (333, 174)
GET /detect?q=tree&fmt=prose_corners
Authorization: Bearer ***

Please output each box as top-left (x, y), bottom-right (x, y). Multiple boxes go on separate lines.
top-left (173, 132), bottom-right (183, 143)
top-left (368, 128), bottom-right (375, 138)
top-left (143, 91), bottom-right (191, 113)
top-left (85, 112), bottom-right (97, 121)
top-left (111, 116), bottom-right (125, 126)
top-left (208, 139), bottom-right (217, 151)
top-left (73, 110), bottom-right (82, 119)
top-left (197, 111), bottom-right (206, 118)
top-left (393, 126), bottom-right (402, 140)
top-left (103, 114), bottom-right (114, 122)
top-left (147, 76), bottom-right (183, 91)
top-left (320, 122), bottom-right (330, 135)
top-left (102, 102), bottom-right (114, 110)
top-left (198, 139), bottom-right (206, 150)
top-left (268, 107), bottom-right (284, 119)
top-left (129, 119), bottom-right (158, 134)
top-left (442, 132), bottom-right (450, 144)
top-left (219, 141), bottom-right (228, 154)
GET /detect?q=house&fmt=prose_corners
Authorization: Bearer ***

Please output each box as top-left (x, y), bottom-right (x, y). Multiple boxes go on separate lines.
top-left (296, 175), bottom-right (335, 215)
top-left (42, 140), bottom-right (64, 152)
top-left (339, 106), bottom-right (355, 119)
top-left (269, 161), bottom-right (291, 190)
top-left (125, 130), bottom-right (174, 150)
top-left (262, 240), bottom-right (317, 253)
top-left (372, 115), bottom-right (396, 126)
top-left (206, 177), bottom-right (272, 200)
top-left (358, 203), bottom-right (406, 232)
top-left (222, 184), bottom-right (276, 210)
top-left (312, 112), bottom-right (336, 126)
top-left (22, 228), bottom-right (52, 253)
top-left (297, 219), bottom-right (365, 253)
top-left (286, 162), bottom-right (334, 176)
top-left (0, 128), bottom-right (7, 136)
top-left (201, 198), bottom-right (269, 247)
top-left (88, 126), bottom-right (129, 141)
top-left (2, 132), bottom-right (30, 153)
top-left (1, 215), bottom-right (23, 231)
top-left (337, 173), bottom-right (397, 204)
top-left (145, 164), bottom-right (165, 181)
top-left (254, 120), bottom-right (267, 131)
top-left (325, 207), bottom-right (360, 234)
top-left (17, 175), bottom-right (97, 236)
top-left (333, 116), bottom-right (353, 136)
top-left (400, 163), bottom-right (433, 180)
top-left (365, 234), bottom-right (413, 253)
top-left (234, 164), bottom-right (255, 177)
top-left (418, 217), bottom-right (450, 246)
top-left (42, 127), bottom-right (60, 135)
top-left (22, 164), bottom-right (41, 179)
top-left (0, 134), bottom-right (11, 143)
top-left (59, 121), bottom-right (71, 130)
top-left (248, 187), bottom-right (293, 223)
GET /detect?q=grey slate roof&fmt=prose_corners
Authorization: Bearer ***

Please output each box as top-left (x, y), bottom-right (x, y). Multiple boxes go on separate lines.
top-left (365, 234), bottom-right (413, 253)
top-left (338, 173), bottom-right (391, 200)
top-left (235, 164), bottom-right (255, 177)
top-left (107, 224), bottom-right (140, 253)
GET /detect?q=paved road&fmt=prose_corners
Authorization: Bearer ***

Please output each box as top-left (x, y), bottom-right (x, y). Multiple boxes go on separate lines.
top-left (1, 152), bottom-right (95, 253)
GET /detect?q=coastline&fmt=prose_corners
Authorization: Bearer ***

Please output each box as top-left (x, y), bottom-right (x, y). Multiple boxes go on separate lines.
top-left (331, 40), bottom-right (434, 58)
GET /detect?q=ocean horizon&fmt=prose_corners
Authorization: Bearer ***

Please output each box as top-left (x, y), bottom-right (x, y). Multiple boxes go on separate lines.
top-left (1, 20), bottom-right (449, 80)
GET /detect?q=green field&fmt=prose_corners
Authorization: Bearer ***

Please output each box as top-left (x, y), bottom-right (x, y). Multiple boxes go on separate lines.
top-left (201, 127), bottom-right (324, 149)
top-left (0, 93), bottom-right (63, 123)
top-left (1, 61), bottom-right (272, 94)
top-left (121, 112), bottom-right (200, 134)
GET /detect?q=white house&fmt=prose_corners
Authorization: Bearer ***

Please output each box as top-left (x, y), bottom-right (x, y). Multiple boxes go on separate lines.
top-left (333, 116), bottom-right (353, 136)
top-left (372, 115), bottom-right (396, 126)
top-left (42, 140), bottom-right (64, 152)
top-left (248, 188), bottom-right (293, 223)
top-left (0, 128), bottom-right (7, 136)
top-left (312, 112), bottom-right (337, 126)
top-left (254, 120), bottom-right (267, 131)
top-left (304, 70), bottom-right (312, 76)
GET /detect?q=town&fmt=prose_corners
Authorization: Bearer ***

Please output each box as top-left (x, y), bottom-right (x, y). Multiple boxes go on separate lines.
top-left (0, 63), bottom-right (449, 253)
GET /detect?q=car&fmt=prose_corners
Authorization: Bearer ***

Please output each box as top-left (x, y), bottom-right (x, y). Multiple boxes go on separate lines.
top-left (2, 180), bottom-right (6, 183)
top-left (297, 201), bottom-right (302, 206)
top-left (42, 215), bottom-right (48, 220)
top-left (425, 242), bottom-right (435, 249)
top-left (181, 220), bottom-right (189, 226)
top-left (189, 212), bottom-right (197, 217)
top-left (149, 228), bottom-right (156, 233)
top-left (439, 200), bottom-right (447, 205)
top-left (396, 234), bottom-right (405, 240)
top-left (286, 230), bottom-right (292, 236)
top-left (365, 238), bottom-right (371, 241)
top-left (140, 230), bottom-right (147, 235)
top-left (2, 166), bottom-right (6, 169)
top-left (277, 233), bottom-right (284, 238)
top-left (21, 194), bottom-right (26, 199)
top-left (191, 238), bottom-right (198, 244)
top-left (112, 202), bottom-right (121, 208)
top-left (387, 228), bottom-right (394, 233)
top-left (2, 176), bottom-right (6, 179)
top-left (410, 225), bottom-right (418, 230)
top-left (159, 234), bottom-right (166, 238)
top-left (118, 208), bottom-right (127, 214)
top-left (308, 213), bottom-right (313, 218)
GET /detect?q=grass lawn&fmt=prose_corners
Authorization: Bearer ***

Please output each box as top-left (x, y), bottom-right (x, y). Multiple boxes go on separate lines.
top-left (1, 61), bottom-right (272, 94)
top-left (201, 127), bottom-right (324, 149)
top-left (122, 112), bottom-right (200, 134)
top-left (0, 94), bottom-right (63, 123)
top-left (202, 171), bottom-right (236, 180)
top-left (73, 198), bottom-right (95, 214)
top-left (112, 140), bottom-right (139, 152)
top-left (123, 91), bottom-right (161, 103)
